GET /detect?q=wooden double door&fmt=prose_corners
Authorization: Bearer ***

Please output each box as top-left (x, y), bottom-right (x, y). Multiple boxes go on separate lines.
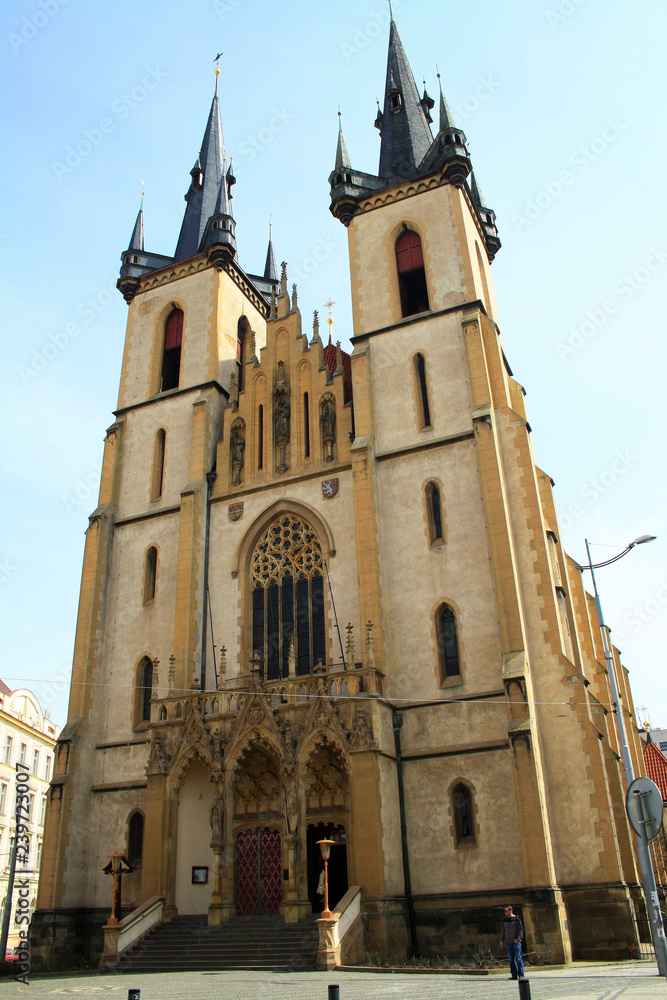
top-left (235, 827), bottom-right (282, 915)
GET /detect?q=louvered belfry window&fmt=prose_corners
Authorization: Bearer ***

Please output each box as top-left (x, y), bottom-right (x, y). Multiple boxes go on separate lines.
top-left (251, 514), bottom-right (326, 680)
top-left (396, 230), bottom-right (429, 317)
top-left (161, 309), bottom-right (183, 391)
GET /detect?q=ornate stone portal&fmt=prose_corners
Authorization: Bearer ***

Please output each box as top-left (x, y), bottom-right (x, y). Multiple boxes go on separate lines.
top-left (145, 678), bottom-right (374, 924)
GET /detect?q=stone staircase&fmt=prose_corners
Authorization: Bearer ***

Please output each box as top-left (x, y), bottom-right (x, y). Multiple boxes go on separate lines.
top-left (115, 914), bottom-right (320, 973)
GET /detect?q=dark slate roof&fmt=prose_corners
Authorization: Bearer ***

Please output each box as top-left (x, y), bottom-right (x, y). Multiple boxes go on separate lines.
top-left (264, 235), bottom-right (278, 281)
top-left (378, 19), bottom-right (433, 180)
top-left (335, 115), bottom-right (351, 171)
top-left (127, 206), bottom-right (144, 252)
top-left (438, 77), bottom-right (456, 132)
top-left (174, 89), bottom-right (225, 260)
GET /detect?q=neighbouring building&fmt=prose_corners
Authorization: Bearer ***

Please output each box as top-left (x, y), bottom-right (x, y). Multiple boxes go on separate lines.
top-left (640, 728), bottom-right (667, 894)
top-left (0, 681), bottom-right (60, 952)
top-left (33, 14), bottom-right (654, 970)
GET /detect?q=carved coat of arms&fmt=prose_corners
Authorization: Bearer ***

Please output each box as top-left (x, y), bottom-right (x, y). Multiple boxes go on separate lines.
top-left (321, 478), bottom-right (339, 499)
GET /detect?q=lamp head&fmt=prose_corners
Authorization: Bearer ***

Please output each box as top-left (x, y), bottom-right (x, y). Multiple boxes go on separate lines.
top-left (316, 838), bottom-right (335, 861)
top-left (633, 535), bottom-right (656, 546)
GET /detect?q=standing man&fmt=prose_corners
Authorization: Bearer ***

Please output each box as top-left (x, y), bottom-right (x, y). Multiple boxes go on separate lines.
top-left (500, 905), bottom-right (525, 980)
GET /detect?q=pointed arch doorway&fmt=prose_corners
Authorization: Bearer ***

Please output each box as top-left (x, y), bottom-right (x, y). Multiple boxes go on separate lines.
top-left (235, 827), bottom-right (282, 915)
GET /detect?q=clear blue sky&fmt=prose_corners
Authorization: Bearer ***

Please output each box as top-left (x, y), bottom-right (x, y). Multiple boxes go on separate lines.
top-left (1, 0), bottom-right (666, 731)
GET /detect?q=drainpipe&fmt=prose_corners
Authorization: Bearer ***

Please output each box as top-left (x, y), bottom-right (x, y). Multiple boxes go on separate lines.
top-left (200, 469), bottom-right (217, 690)
top-left (393, 710), bottom-right (418, 957)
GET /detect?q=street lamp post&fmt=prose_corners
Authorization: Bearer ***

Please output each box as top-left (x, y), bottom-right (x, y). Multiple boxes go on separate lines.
top-left (316, 839), bottom-right (335, 919)
top-left (582, 535), bottom-right (667, 978)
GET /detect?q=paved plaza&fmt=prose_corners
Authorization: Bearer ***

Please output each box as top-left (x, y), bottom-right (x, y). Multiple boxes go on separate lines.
top-left (2, 963), bottom-right (665, 1000)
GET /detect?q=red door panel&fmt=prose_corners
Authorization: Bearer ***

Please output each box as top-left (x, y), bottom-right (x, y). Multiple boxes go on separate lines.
top-left (236, 827), bottom-right (282, 915)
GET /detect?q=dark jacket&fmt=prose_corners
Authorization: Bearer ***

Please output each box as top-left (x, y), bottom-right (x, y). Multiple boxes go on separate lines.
top-left (500, 914), bottom-right (524, 945)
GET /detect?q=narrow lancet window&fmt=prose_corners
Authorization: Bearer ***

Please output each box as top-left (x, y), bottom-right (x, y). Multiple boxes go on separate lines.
top-left (426, 482), bottom-right (444, 544)
top-left (304, 392), bottom-right (310, 458)
top-left (437, 606), bottom-right (460, 680)
top-left (452, 783), bottom-right (476, 845)
top-left (415, 353), bottom-right (431, 428)
top-left (151, 429), bottom-right (166, 500)
top-left (258, 405), bottom-right (264, 470)
top-left (144, 547), bottom-right (157, 603)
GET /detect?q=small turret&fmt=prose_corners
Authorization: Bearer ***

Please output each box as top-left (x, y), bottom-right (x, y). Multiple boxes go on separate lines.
top-left (264, 221), bottom-right (278, 282)
top-left (117, 194), bottom-right (174, 303)
top-left (470, 170), bottom-right (501, 260)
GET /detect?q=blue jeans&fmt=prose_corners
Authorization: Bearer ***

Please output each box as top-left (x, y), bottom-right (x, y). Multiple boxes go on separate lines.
top-left (507, 940), bottom-right (524, 979)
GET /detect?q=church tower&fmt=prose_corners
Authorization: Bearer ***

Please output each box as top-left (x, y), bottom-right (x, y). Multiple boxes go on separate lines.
top-left (33, 24), bottom-right (647, 971)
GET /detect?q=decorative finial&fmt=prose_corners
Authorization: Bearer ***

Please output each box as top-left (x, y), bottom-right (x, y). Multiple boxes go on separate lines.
top-left (140, 179), bottom-right (145, 207)
top-left (388, 0), bottom-right (394, 23)
top-left (269, 213), bottom-right (273, 236)
top-left (214, 52), bottom-right (223, 94)
top-left (325, 299), bottom-right (335, 346)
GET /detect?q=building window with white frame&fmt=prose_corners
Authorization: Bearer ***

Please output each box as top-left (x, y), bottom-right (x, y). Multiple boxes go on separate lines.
top-left (0, 783), bottom-right (7, 815)
top-left (18, 743), bottom-right (27, 766)
top-left (36, 841), bottom-right (43, 870)
top-left (32, 749), bottom-right (39, 775)
top-left (3, 736), bottom-right (12, 765)
top-left (40, 795), bottom-right (47, 826)
top-left (44, 755), bottom-right (52, 780)
top-left (28, 793), bottom-right (34, 822)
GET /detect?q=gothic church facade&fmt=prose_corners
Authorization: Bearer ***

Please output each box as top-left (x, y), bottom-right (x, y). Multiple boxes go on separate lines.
top-left (34, 16), bottom-right (648, 968)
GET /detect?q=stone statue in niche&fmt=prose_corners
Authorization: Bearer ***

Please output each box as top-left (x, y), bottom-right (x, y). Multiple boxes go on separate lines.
top-left (209, 794), bottom-right (224, 851)
top-left (230, 420), bottom-right (245, 486)
top-left (320, 393), bottom-right (336, 463)
top-left (273, 360), bottom-right (291, 474)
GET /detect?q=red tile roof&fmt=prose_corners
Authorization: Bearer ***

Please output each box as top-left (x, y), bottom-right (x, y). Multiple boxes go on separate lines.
top-left (643, 740), bottom-right (667, 800)
top-left (323, 341), bottom-right (352, 402)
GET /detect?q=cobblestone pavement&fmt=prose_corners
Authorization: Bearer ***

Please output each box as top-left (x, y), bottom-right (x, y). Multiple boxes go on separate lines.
top-left (3, 963), bottom-right (665, 1000)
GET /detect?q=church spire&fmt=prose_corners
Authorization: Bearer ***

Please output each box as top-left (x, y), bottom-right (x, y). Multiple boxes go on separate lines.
top-left (264, 219), bottom-right (278, 281)
top-left (378, 15), bottom-right (433, 180)
top-left (437, 69), bottom-right (456, 132)
top-left (174, 79), bottom-right (226, 260)
top-left (127, 196), bottom-right (144, 253)
top-left (335, 109), bottom-right (351, 172)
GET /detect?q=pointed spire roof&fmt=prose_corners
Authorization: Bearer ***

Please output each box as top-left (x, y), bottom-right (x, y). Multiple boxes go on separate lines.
top-left (335, 110), bottom-right (351, 172)
top-left (378, 17), bottom-right (433, 180)
top-left (470, 170), bottom-right (487, 208)
top-left (264, 221), bottom-right (278, 281)
top-left (437, 71), bottom-right (457, 133)
top-left (127, 199), bottom-right (144, 252)
top-left (174, 85), bottom-right (226, 260)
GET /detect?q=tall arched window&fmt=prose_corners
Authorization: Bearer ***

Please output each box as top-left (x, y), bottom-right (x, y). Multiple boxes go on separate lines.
top-left (414, 353), bottom-right (431, 428)
top-left (251, 514), bottom-right (326, 680)
top-left (425, 482), bottom-right (444, 544)
top-left (258, 404), bottom-right (264, 470)
top-left (396, 230), bottom-right (429, 317)
top-left (128, 811), bottom-right (144, 865)
top-left (161, 309), bottom-right (183, 391)
top-left (137, 658), bottom-right (153, 724)
top-left (303, 392), bottom-right (310, 459)
top-left (143, 547), bottom-right (157, 604)
top-left (437, 605), bottom-right (461, 680)
top-left (151, 429), bottom-right (166, 500)
top-left (452, 783), bottom-right (476, 845)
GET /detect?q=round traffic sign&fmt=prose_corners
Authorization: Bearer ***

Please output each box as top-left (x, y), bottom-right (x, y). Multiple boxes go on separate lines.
top-left (625, 777), bottom-right (664, 841)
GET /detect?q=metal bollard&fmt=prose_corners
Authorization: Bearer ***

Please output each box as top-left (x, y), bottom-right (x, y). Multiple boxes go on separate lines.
top-left (518, 978), bottom-right (531, 1000)
top-left (128, 991), bottom-right (140, 1000)
top-left (328, 985), bottom-right (340, 1000)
